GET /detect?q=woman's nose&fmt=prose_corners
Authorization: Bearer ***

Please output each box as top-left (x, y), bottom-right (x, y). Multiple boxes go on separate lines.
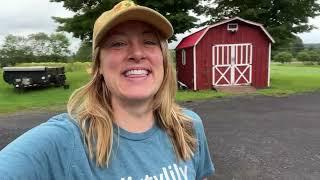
top-left (128, 42), bottom-right (146, 62)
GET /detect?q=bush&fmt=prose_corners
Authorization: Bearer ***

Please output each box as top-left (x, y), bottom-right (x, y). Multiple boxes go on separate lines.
top-left (297, 51), bottom-right (311, 64)
top-left (273, 51), bottom-right (293, 64)
top-left (308, 50), bottom-right (320, 65)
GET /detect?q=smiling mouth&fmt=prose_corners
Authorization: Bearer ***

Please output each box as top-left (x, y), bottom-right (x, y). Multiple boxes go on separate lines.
top-left (123, 69), bottom-right (151, 77)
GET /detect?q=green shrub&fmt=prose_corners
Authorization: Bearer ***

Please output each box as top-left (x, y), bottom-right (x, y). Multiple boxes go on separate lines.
top-left (297, 51), bottom-right (311, 64)
top-left (308, 50), bottom-right (320, 65)
top-left (274, 52), bottom-right (293, 64)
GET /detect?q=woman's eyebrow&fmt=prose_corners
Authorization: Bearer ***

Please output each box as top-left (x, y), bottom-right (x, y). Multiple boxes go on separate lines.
top-left (142, 30), bottom-right (156, 36)
top-left (108, 31), bottom-right (126, 37)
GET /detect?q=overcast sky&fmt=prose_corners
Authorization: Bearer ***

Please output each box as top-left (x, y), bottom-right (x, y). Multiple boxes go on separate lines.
top-left (1, 0), bottom-right (320, 52)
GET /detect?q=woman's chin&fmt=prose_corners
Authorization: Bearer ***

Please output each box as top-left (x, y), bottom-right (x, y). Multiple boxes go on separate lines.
top-left (121, 92), bottom-right (155, 102)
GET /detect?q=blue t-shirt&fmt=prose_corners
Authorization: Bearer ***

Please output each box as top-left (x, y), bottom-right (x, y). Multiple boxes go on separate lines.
top-left (0, 110), bottom-right (214, 180)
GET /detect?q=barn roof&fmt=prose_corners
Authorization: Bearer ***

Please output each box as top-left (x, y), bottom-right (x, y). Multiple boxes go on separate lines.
top-left (175, 28), bottom-right (207, 49)
top-left (176, 17), bottom-right (275, 50)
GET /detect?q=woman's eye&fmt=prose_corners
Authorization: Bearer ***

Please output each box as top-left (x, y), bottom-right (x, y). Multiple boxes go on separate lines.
top-left (111, 41), bottom-right (126, 48)
top-left (144, 40), bottom-right (158, 45)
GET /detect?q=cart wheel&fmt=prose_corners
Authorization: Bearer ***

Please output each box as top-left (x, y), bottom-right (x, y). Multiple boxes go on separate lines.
top-left (63, 84), bottom-right (70, 89)
top-left (55, 79), bottom-right (64, 87)
top-left (15, 87), bottom-right (25, 93)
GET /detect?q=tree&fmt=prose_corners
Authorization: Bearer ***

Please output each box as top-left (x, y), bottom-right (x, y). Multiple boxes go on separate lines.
top-left (308, 50), bottom-right (320, 64)
top-left (273, 36), bottom-right (304, 58)
top-left (195, 0), bottom-right (320, 50)
top-left (50, 0), bottom-right (201, 42)
top-left (0, 33), bottom-right (71, 65)
top-left (49, 33), bottom-right (71, 62)
top-left (0, 35), bottom-right (33, 66)
top-left (289, 36), bottom-right (304, 56)
top-left (273, 51), bottom-right (293, 64)
top-left (28, 33), bottom-right (51, 61)
top-left (297, 50), bottom-right (311, 64)
top-left (74, 41), bottom-right (92, 61)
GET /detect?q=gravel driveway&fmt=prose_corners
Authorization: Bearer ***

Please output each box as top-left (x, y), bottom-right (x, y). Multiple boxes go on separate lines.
top-left (1, 92), bottom-right (320, 180)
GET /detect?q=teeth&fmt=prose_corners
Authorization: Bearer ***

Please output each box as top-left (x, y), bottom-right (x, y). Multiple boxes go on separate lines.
top-left (125, 69), bottom-right (149, 76)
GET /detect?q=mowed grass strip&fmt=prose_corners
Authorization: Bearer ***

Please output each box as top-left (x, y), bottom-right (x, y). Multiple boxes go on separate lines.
top-left (0, 63), bottom-right (320, 114)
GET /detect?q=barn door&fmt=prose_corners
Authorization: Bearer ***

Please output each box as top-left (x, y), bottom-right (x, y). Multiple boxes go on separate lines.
top-left (212, 43), bottom-right (252, 86)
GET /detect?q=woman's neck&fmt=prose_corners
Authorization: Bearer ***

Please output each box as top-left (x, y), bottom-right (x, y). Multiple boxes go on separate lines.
top-left (111, 98), bottom-right (155, 133)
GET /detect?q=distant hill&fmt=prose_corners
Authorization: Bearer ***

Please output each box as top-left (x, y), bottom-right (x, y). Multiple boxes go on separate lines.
top-left (304, 43), bottom-right (320, 49)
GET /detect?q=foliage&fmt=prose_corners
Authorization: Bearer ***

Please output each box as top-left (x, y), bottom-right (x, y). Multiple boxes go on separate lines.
top-left (273, 52), bottom-right (293, 64)
top-left (74, 41), bottom-right (92, 61)
top-left (297, 50), bottom-right (311, 63)
top-left (308, 50), bottom-right (320, 64)
top-left (0, 35), bottom-right (33, 67)
top-left (0, 33), bottom-right (71, 67)
top-left (287, 36), bottom-right (304, 56)
top-left (50, 0), bottom-right (202, 42)
top-left (48, 33), bottom-right (71, 61)
top-left (195, 0), bottom-right (320, 50)
top-left (272, 36), bottom-right (304, 59)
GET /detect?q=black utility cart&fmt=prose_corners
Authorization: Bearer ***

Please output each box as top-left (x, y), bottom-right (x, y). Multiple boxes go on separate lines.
top-left (2, 66), bottom-right (67, 89)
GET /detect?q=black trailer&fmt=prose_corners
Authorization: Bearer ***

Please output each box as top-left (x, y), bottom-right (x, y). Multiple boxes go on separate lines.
top-left (2, 66), bottom-right (67, 89)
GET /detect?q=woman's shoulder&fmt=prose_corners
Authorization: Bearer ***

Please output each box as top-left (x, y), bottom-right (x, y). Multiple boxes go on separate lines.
top-left (182, 109), bottom-right (202, 122)
top-left (0, 113), bottom-right (81, 178)
top-left (45, 113), bottom-right (79, 131)
top-left (182, 109), bottom-right (205, 135)
top-left (33, 113), bottom-right (80, 139)
top-left (182, 109), bottom-right (203, 125)
top-left (3, 113), bottom-right (80, 151)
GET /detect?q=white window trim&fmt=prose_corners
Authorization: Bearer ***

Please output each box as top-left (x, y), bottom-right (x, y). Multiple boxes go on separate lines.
top-left (227, 23), bottom-right (238, 32)
top-left (182, 49), bottom-right (186, 65)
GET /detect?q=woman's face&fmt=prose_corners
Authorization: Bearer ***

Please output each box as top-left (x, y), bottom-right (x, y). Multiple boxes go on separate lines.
top-left (99, 21), bottom-right (164, 104)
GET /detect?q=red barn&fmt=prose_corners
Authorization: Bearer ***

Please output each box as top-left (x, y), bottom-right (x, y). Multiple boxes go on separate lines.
top-left (176, 17), bottom-right (275, 90)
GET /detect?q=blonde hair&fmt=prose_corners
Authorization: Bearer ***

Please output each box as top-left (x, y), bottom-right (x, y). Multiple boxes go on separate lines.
top-left (67, 37), bottom-right (197, 167)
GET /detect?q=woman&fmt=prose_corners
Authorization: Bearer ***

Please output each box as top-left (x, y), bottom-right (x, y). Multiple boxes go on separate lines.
top-left (0, 0), bottom-right (214, 179)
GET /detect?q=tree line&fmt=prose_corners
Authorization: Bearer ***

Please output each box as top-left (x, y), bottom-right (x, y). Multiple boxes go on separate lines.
top-left (274, 49), bottom-right (320, 65)
top-left (1, 0), bottom-right (320, 67)
top-left (0, 33), bottom-right (71, 67)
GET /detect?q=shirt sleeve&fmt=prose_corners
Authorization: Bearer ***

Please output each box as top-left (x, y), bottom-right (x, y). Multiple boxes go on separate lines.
top-left (184, 109), bottom-right (215, 179)
top-left (0, 114), bottom-right (75, 180)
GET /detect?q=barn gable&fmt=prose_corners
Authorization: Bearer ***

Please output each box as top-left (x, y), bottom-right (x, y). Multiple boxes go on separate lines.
top-left (176, 17), bottom-right (274, 50)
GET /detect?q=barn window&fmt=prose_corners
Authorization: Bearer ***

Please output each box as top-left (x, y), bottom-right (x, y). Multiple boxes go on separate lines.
top-left (227, 23), bottom-right (238, 32)
top-left (182, 49), bottom-right (186, 65)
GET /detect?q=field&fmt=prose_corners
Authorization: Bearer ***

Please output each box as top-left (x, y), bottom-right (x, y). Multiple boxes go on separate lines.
top-left (258, 63), bottom-right (320, 95)
top-left (0, 63), bottom-right (320, 114)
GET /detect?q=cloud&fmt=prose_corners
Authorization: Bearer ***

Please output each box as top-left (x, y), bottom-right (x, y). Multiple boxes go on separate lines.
top-left (0, 0), bottom-right (73, 36)
top-left (0, 0), bottom-right (79, 51)
top-left (297, 16), bottom-right (320, 44)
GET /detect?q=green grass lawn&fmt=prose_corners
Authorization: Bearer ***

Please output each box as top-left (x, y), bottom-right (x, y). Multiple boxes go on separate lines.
top-left (257, 64), bottom-right (320, 95)
top-left (1, 63), bottom-right (320, 114)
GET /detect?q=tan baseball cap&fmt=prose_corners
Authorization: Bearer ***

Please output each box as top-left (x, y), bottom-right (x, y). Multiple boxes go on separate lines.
top-left (92, 0), bottom-right (173, 51)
